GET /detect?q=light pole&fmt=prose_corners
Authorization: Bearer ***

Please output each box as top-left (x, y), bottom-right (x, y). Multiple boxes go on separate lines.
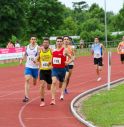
top-left (104, 0), bottom-right (108, 48)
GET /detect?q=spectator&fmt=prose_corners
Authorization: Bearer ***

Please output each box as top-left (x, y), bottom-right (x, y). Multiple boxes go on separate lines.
top-left (79, 39), bottom-right (84, 49)
top-left (6, 41), bottom-right (14, 48)
top-left (15, 40), bottom-right (20, 48)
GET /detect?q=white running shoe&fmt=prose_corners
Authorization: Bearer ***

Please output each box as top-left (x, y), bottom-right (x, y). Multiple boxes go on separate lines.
top-left (97, 77), bottom-right (102, 82)
top-left (50, 99), bottom-right (56, 105)
top-left (40, 101), bottom-right (45, 107)
top-left (60, 95), bottom-right (64, 100)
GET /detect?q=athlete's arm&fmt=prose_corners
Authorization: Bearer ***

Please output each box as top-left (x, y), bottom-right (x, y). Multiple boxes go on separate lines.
top-left (101, 44), bottom-right (105, 57)
top-left (64, 49), bottom-right (74, 65)
top-left (34, 46), bottom-right (41, 65)
top-left (71, 46), bottom-right (76, 60)
top-left (117, 43), bottom-right (121, 54)
top-left (20, 46), bottom-right (27, 65)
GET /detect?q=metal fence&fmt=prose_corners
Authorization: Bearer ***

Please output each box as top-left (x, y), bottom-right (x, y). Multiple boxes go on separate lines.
top-left (74, 40), bottom-right (120, 57)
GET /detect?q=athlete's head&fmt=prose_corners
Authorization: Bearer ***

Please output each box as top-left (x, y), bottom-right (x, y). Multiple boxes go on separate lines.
top-left (63, 36), bottom-right (70, 45)
top-left (30, 35), bottom-right (37, 45)
top-left (43, 37), bottom-right (50, 49)
top-left (56, 37), bottom-right (63, 48)
top-left (94, 37), bottom-right (99, 43)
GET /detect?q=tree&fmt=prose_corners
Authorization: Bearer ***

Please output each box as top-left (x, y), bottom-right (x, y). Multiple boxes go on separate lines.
top-left (60, 16), bottom-right (78, 35)
top-left (0, 0), bottom-right (26, 46)
top-left (25, 0), bottom-right (65, 37)
top-left (88, 3), bottom-right (104, 23)
top-left (111, 4), bottom-right (124, 31)
top-left (73, 1), bottom-right (88, 12)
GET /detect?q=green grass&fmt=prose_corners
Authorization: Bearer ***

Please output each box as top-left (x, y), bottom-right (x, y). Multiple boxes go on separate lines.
top-left (81, 84), bottom-right (124, 127)
top-left (0, 61), bottom-right (25, 68)
top-left (76, 48), bottom-right (117, 57)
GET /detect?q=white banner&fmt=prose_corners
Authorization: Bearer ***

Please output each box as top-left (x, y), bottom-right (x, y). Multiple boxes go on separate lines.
top-left (0, 47), bottom-right (25, 60)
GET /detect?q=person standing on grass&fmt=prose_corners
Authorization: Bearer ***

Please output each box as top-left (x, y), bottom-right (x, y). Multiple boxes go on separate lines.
top-left (91, 37), bottom-right (105, 81)
top-left (38, 38), bottom-right (52, 107)
top-left (117, 36), bottom-right (124, 64)
top-left (20, 36), bottom-right (40, 102)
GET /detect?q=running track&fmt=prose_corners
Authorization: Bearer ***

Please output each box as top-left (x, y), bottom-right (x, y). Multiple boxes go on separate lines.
top-left (0, 53), bottom-right (124, 127)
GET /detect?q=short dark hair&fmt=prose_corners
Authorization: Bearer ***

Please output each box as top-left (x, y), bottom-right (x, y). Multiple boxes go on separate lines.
top-left (30, 34), bottom-right (37, 39)
top-left (56, 36), bottom-right (63, 41)
top-left (69, 37), bottom-right (72, 41)
top-left (43, 37), bottom-right (50, 43)
top-left (95, 37), bottom-right (99, 40)
top-left (63, 35), bottom-right (69, 40)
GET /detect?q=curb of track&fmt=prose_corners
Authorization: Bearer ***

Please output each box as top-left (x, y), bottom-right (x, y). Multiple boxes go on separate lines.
top-left (70, 78), bottom-right (124, 127)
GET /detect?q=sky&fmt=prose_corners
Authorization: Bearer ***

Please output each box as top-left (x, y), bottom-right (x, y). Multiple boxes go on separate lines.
top-left (59, 0), bottom-right (124, 14)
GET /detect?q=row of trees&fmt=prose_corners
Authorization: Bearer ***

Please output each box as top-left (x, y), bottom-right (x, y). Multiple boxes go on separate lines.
top-left (0, 0), bottom-right (124, 47)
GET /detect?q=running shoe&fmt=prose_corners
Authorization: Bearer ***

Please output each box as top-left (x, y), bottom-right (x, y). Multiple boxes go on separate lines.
top-left (40, 101), bottom-right (45, 107)
top-left (64, 89), bottom-right (69, 94)
top-left (97, 77), bottom-right (102, 82)
top-left (60, 95), bottom-right (64, 100)
top-left (22, 96), bottom-right (29, 102)
top-left (50, 99), bottom-right (56, 105)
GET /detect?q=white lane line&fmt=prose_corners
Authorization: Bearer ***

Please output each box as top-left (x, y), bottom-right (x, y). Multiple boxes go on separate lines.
top-left (18, 97), bottom-right (39, 127)
top-left (25, 117), bottom-right (73, 120)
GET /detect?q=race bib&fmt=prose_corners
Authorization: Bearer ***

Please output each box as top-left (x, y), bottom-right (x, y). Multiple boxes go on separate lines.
top-left (42, 61), bottom-right (49, 68)
top-left (53, 57), bottom-right (61, 64)
top-left (94, 52), bottom-right (101, 58)
top-left (28, 55), bottom-right (35, 62)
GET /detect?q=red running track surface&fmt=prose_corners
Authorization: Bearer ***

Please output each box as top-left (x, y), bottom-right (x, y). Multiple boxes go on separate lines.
top-left (0, 53), bottom-right (123, 127)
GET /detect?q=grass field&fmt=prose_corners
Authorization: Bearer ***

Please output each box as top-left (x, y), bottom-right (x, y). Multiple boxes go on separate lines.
top-left (81, 84), bottom-right (124, 127)
top-left (0, 61), bottom-right (25, 68)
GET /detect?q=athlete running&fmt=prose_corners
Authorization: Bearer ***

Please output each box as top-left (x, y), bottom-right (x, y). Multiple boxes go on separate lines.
top-left (63, 36), bottom-right (75, 94)
top-left (50, 37), bottom-right (73, 105)
top-left (117, 36), bottom-right (124, 64)
top-left (91, 37), bottom-right (105, 81)
top-left (20, 36), bottom-right (40, 102)
top-left (38, 38), bottom-right (52, 107)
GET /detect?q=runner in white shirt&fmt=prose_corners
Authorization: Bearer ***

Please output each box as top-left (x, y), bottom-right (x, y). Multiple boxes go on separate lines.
top-left (20, 36), bottom-right (40, 102)
top-left (91, 37), bottom-right (105, 81)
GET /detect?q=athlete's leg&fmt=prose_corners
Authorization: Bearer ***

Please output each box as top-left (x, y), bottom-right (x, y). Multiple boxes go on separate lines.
top-left (60, 69), bottom-right (67, 100)
top-left (23, 75), bottom-right (32, 102)
top-left (32, 68), bottom-right (39, 86)
top-left (66, 69), bottom-right (73, 87)
top-left (51, 76), bottom-right (57, 104)
top-left (40, 80), bottom-right (46, 100)
top-left (40, 80), bottom-right (46, 106)
top-left (60, 80), bottom-right (67, 100)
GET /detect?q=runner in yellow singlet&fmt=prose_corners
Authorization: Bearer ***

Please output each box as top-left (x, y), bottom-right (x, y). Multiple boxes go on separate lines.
top-left (38, 38), bottom-right (52, 107)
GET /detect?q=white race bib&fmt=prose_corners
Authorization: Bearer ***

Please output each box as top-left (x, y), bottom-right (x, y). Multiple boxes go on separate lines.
top-left (53, 57), bottom-right (61, 64)
top-left (28, 55), bottom-right (35, 62)
top-left (42, 61), bottom-right (49, 68)
top-left (94, 52), bottom-right (101, 58)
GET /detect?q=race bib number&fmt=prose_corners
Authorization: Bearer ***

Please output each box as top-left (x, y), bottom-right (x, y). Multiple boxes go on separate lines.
top-left (42, 61), bottom-right (49, 68)
top-left (28, 55), bottom-right (35, 62)
top-left (94, 52), bottom-right (101, 58)
top-left (53, 57), bottom-right (61, 64)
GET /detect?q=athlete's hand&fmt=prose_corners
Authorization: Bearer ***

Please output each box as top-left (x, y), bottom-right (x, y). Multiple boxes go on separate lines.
top-left (48, 61), bottom-right (51, 66)
top-left (65, 61), bottom-right (69, 66)
top-left (19, 59), bottom-right (23, 66)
